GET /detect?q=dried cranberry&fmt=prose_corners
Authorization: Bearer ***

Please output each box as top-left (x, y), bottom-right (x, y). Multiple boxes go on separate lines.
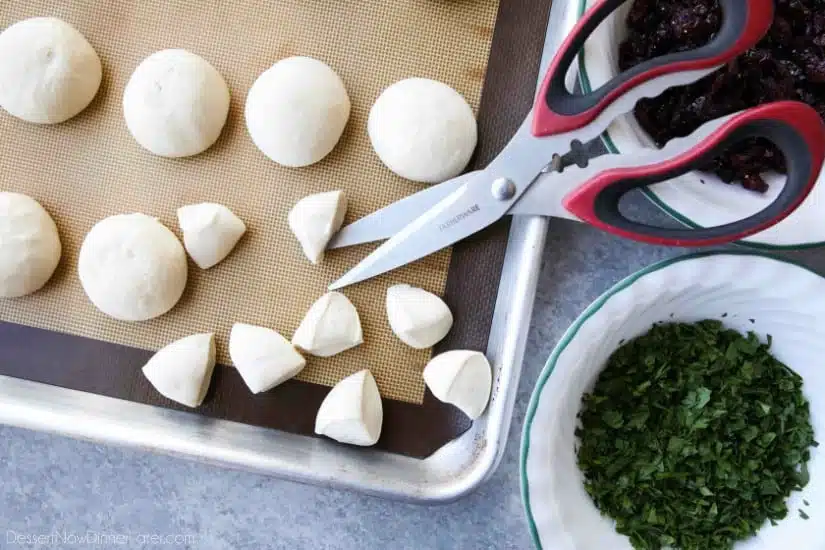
top-left (619, 0), bottom-right (825, 192)
top-left (742, 173), bottom-right (769, 192)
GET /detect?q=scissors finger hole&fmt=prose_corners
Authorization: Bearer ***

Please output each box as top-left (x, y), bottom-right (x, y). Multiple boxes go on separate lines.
top-left (563, 102), bottom-right (825, 246)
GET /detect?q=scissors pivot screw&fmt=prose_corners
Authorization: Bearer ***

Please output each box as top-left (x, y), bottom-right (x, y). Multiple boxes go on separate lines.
top-left (491, 177), bottom-right (516, 201)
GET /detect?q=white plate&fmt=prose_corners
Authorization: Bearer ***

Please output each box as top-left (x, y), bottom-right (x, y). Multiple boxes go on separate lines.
top-left (576, 0), bottom-right (825, 249)
top-left (520, 252), bottom-right (825, 549)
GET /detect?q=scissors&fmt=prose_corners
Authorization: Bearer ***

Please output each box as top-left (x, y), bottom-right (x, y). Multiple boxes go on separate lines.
top-left (327, 0), bottom-right (825, 291)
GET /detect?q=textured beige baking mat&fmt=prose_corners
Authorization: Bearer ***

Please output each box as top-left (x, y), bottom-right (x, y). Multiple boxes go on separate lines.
top-left (0, 0), bottom-right (500, 404)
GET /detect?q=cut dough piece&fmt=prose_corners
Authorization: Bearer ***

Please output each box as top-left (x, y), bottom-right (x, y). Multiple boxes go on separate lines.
top-left (123, 49), bottom-right (230, 157)
top-left (386, 284), bottom-right (453, 349)
top-left (0, 192), bottom-right (62, 298)
top-left (292, 292), bottom-right (362, 357)
top-left (78, 213), bottom-right (188, 321)
top-left (423, 350), bottom-right (492, 420)
top-left (287, 190), bottom-right (347, 264)
top-left (368, 77), bottom-right (477, 183)
top-left (229, 323), bottom-right (306, 394)
top-left (0, 17), bottom-right (102, 124)
top-left (315, 369), bottom-right (383, 446)
top-left (245, 56), bottom-right (351, 167)
top-left (177, 203), bottom-right (246, 269)
top-left (142, 333), bottom-right (216, 408)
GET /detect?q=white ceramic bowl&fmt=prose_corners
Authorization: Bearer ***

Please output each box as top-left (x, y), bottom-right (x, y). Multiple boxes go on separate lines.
top-left (521, 252), bottom-right (825, 549)
top-left (576, 0), bottom-right (825, 249)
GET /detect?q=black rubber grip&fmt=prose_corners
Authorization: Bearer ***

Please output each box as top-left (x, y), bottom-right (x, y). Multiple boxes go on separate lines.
top-left (544, 0), bottom-right (768, 118)
top-left (592, 117), bottom-right (817, 244)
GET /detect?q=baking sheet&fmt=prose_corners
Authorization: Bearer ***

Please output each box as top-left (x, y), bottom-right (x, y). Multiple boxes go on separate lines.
top-left (1, 2), bottom-right (556, 502)
top-left (0, 0), bottom-right (555, 463)
top-left (0, 0), bottom-right (500, 405)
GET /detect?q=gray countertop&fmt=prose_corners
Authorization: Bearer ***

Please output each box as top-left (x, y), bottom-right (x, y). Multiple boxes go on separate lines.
top-left (3, 196), bottom-right (823, 550)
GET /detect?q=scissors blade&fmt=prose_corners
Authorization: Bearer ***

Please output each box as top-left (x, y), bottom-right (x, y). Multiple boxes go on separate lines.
top-left (327, 172), bottom-right (478, 249)
top-left (328, 171), bottom-right (509, 290)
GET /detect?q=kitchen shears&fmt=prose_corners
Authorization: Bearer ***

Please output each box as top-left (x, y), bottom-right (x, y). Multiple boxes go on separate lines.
top-left (327, 0), bottom-right (825, 290)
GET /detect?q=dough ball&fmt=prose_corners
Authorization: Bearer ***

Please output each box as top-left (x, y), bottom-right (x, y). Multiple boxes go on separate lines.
top-left (177, 203), bottom-right (246, 269)
top-left (245, 56), bottom-right (351, 167)
top-left (0, 17), bottom-right (102, 124)
top-left (292, 292), bottom-right (363, 358)
top-left (142, 333), bottom-right (216, 408)
top-left (78, 213), bottom-right (188, 321)
top-left (229, 323), bottom-right (306, 394)
top-left (386, 284), bottom-right (453, 349)
top-left (368, 78), bottom-right (477, 183)
top-left (123, 49), bottom-right (230, 158)
top-left (315, 369), bottom-right (383, 447)
top-left (423, 350), bottom-right (492, 420)
top-left (0, 192), bottom-right (62, 298)
top-left (287, 190), bottom-right (347, 265)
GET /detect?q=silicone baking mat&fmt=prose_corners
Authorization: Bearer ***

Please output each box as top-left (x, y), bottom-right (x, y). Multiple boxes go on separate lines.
top-left (0, 0), bottom-right (502, 404)
top-left (0, 0), bottom-right (554, 457)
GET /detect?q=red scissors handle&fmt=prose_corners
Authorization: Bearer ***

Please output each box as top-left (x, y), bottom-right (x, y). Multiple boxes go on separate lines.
top-left (533, 0), bottom-right (774, 137)
top-left (561, 101), bottom-right (825, 247)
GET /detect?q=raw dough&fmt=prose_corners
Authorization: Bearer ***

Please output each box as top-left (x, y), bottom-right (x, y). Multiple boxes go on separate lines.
top-left (368, 78), bottom-right (477, 183)
top-left (0, 192), bottom-right (62, 298)
top-left (123, 49), bottom-right (230, 157)
top-left (229, 323), bottom-right (306, 394)
top-left (142, 333), bottom-right (216, 408)
top-left (245, 56), bottom-right (351, 167)
top-left (315, 369), bottom-right (383, 446)
top-left (292, 292), bottom-right (363, 357)
top-left (177, 203), bottom-right (246, 269)
top-left (78, 213), bottom-right (188, 321)
top-left (386, 284), bottom-right (453, 349)
top-left (0, 17), bottom-right (102, 124)
top-left (423, 350), bottom-right (492, 420)
top-left (287, 190), bottom-right (347, 264)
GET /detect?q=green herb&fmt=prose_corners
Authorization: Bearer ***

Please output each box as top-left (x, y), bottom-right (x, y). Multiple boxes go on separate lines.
top-left (800, 509), bottom-right (810, 520)
top-left (576, 320), bottom-right (818, 550)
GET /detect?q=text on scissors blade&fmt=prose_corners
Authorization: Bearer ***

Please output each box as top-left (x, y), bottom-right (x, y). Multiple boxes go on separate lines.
top-left (437, 204), bottom-right (481, 232)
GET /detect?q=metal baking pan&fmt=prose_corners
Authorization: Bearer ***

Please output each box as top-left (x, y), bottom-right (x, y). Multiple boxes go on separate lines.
top-left (0, 1), bottom-right (571, 502)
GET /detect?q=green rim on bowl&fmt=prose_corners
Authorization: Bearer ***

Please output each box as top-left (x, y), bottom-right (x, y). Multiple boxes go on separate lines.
top-left (574, 0), bottom-right (825, 251)
top-left (518, 250), bottom-right (819, 549)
